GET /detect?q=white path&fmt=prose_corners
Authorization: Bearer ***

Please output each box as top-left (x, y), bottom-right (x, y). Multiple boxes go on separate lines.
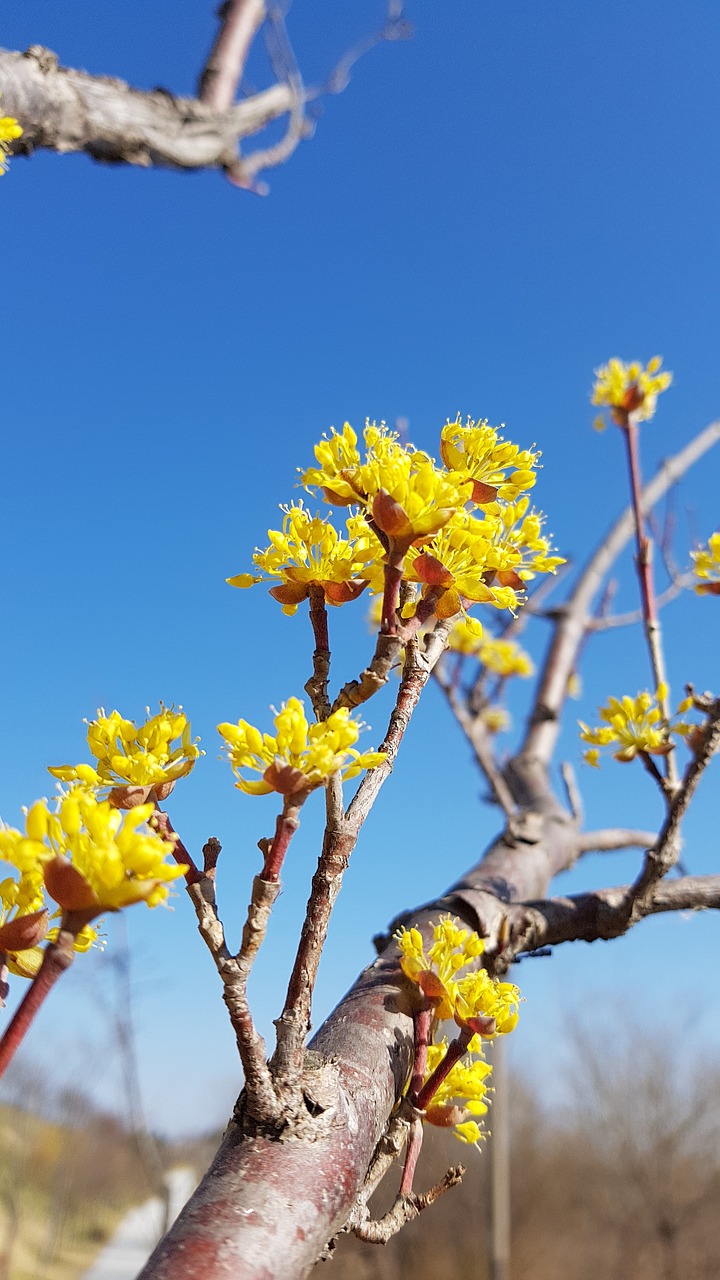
top-left (81, 1167), bottom-right (197, 1280)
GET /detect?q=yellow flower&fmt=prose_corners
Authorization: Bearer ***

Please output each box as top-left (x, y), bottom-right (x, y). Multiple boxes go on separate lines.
top-left (489, 498), bottom-right (565, 588)
top-left (396, 916), bottom-right (520, 1034)
top-left (445, 615), bottom-right (485, 654)
top-left (691, 532), bottom-right (720, 596)
top-left (481, 707), bottom-right (511, 734)
top-left (0, 114), bottom-right (22, 175)
top-left (218, 697), bottom-right (387, 797)
top-left (0, 855), bottom-right (49, 970)
top-left (407, 503), bottom-right (563, 621)
top-left (0, 790), bottom-right (184, 918)
top-left (579, 685), bottom-right (692, 766)
top-left (422, 1039), bottom-right (493, 1145)
top-left (303, 421), bottom-right (472, 551)
top-left (592, 356), bottom-right (672, 428)
top-left (440, 416), bottom-right (540, 506)
top-left (49, 705), bottom-right (202, 805)
top-left (477, 637), bottom-right (534, 678)
top-left (227, 503), bottom-right (384, 615)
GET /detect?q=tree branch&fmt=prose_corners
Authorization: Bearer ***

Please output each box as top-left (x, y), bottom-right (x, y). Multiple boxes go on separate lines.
top-left (522, 419), bottom-right (720, 767)
top-left (0, 46), bottom-right (292, 171)
top-left (199, 0), bottom-right (267, 110)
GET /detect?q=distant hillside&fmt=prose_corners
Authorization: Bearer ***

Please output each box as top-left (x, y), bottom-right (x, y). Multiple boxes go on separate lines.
top-left (0, 1100), bottom-right (218, 1280)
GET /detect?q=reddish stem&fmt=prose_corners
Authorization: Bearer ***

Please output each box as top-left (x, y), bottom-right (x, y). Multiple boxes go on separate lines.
top-left (413, 1025), bottom-right (473, 1113)
top-left (151, 809), bottom-right (202, 885)
top-left (621, 419), bottom-right (675, 784)
top-left (0, 929), bottom-right (76, 1077)
top-left (399, 1007), bottom-right (433, 1197)
top-left (622, 421), bottom-right (656, 625)
top-left (262, 802), bottom-right (303, 881)
top-left (381, 551), bottom-right (406, 634)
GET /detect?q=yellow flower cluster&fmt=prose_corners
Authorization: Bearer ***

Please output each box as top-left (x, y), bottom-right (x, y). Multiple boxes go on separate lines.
top-left (0, 114), bottom-right (22, 175)
top-left (440, 416), bottom-right (540, 506)
top-left (234, 418), bottom-right (562, 632)
top-left (227, 503), bottom-right (382, 615)
top-left (579, 685), bottom-right (692, 766)
top-left (303, 421), bottom-right (472, 549)
top-left (396, 917), bottom-right (520, 1145)
top-left (422, 1039), bottom-right (493, 1146)
top-left (397, 917), bottom-right (520, 1033)
top-left (446, 624), bottom-right (535, 677)
top-left (49, 705), bottom-right (202, 804)
top-left (592, 356), bottom-right (672, 429)
top-left (0, 789), bottom-right (184, 977)
top-left (692, 532), bottom-right (720, 596)
top-left (218, 697), bottom-right (386, 797)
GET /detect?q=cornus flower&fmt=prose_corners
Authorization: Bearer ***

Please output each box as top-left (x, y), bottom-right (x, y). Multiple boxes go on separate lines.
top-left (396, 917), bottom-right (520, 1035)
top-left (691, 532), bottom-right (720, 596)
top-left (49, 705), bottom-right (202, 806)
top-left (0, 790), bottom-right (184, 921)
top-left (445, 615), bottom-right (485, 654)
top-left (397, 918), bottom-right (520, 1146)
top-left (579, 685), bottom-right (693, 766)
top-left (592, 356), bottom-right (672, 429)
top-left (405, 512), bottom-right (524, 620)
top-left (227, 503), bottom-right (384, 615)
top-left (480, 707), bottom-right (511, 734)
top-left (422, 1039), bottom-right (493, 1146)
top-left (218, 698), bottom-right (386, 797)
top-left (477, 636), bottom-right (534, 679)
top-left (0, 114), bottom-right (22, 175)
top-left (488, 498), bottom-right (565, 588)
top-left (440, 416), bottom-right (540, 506)
top-left (303, 421), bottom-right (472, 552)
top-left (0, 854), bottom-right (49, 978)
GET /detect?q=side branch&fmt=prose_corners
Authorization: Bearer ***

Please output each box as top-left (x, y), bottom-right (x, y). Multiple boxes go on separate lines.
top-left (0, 46), bottom-right (292, 171)
top-left (513, 874), bottom-right (720, 950)
top-left (522, 419), bottom-right (720, 765)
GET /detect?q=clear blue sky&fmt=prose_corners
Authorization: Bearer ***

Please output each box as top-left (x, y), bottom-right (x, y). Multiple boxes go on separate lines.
top-left (2, 1), bottom-right (719, 1134)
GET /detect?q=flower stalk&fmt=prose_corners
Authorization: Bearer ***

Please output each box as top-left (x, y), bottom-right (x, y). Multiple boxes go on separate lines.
top-left (0, 924), bottom-right (78, 1077)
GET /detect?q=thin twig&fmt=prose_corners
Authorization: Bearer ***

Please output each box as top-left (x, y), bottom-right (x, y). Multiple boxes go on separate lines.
top-left (272, 773), bottom-right (350, 1090)
top-left (433, 663), bottom-right (517, 817)
top-left (621, 420), bottom-right (674, 786)
top-left (522, 420), bottom-right (720, 767)
top-left (0, 927), bottom-right (77, 1078)
top-left (199, 0), bottom-right (268, 109)
top-left (350, 1166), bottom-right (464, 1244)
top-left (575, 827), bottom-right (657, 855)
top-left (588, 577), bottom-right (690, 631)
top-left (227, 5), bottom-right (307, 190)
top-left (559, 762), bottom-right (583, 822)
top-left (313, 2), bottom-right (412, 99)
top-left (180, 830), bottom-right (280, 1120)
top-left (305, 586), bottom-right (331, 720)
top-left (628, 698), bottom-right (720, 919)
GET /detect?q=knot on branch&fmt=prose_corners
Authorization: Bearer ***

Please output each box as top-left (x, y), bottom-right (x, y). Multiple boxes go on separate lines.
top-left (24, 45), bottom-right (59, 74)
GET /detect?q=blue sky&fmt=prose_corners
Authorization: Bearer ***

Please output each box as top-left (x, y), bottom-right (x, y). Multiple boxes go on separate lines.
top-left (1, 1), bottom-right (719, 1134)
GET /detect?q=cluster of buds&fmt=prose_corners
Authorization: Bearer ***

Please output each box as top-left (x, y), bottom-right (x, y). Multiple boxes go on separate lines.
top-left (396, 917), bottom-right (520, 1146)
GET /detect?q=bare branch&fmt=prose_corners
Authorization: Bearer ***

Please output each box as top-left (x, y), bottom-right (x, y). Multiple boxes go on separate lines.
top-left (575, 827), bottom-right (657, 854)
top-left (560, 761), bottom-right (583, 822)
top-left (434, 660), bottom-right (517, 817)
top-left (589, 576), bottom-right (690, 631)
top-left (0, 46), bottom-right (292, 171)
top-left (522, 419), bottom-right (720, 766)
top-left (350, 1166), bottom-right (464, 1244)
top-left (513, 874), bottom-right (720, 951)
top-left (628, 698), bottom-right (720, 918)
top-left (314, 2), bottom-right (413, 98)
top-left (199, 0), bottom-right (267, 109)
